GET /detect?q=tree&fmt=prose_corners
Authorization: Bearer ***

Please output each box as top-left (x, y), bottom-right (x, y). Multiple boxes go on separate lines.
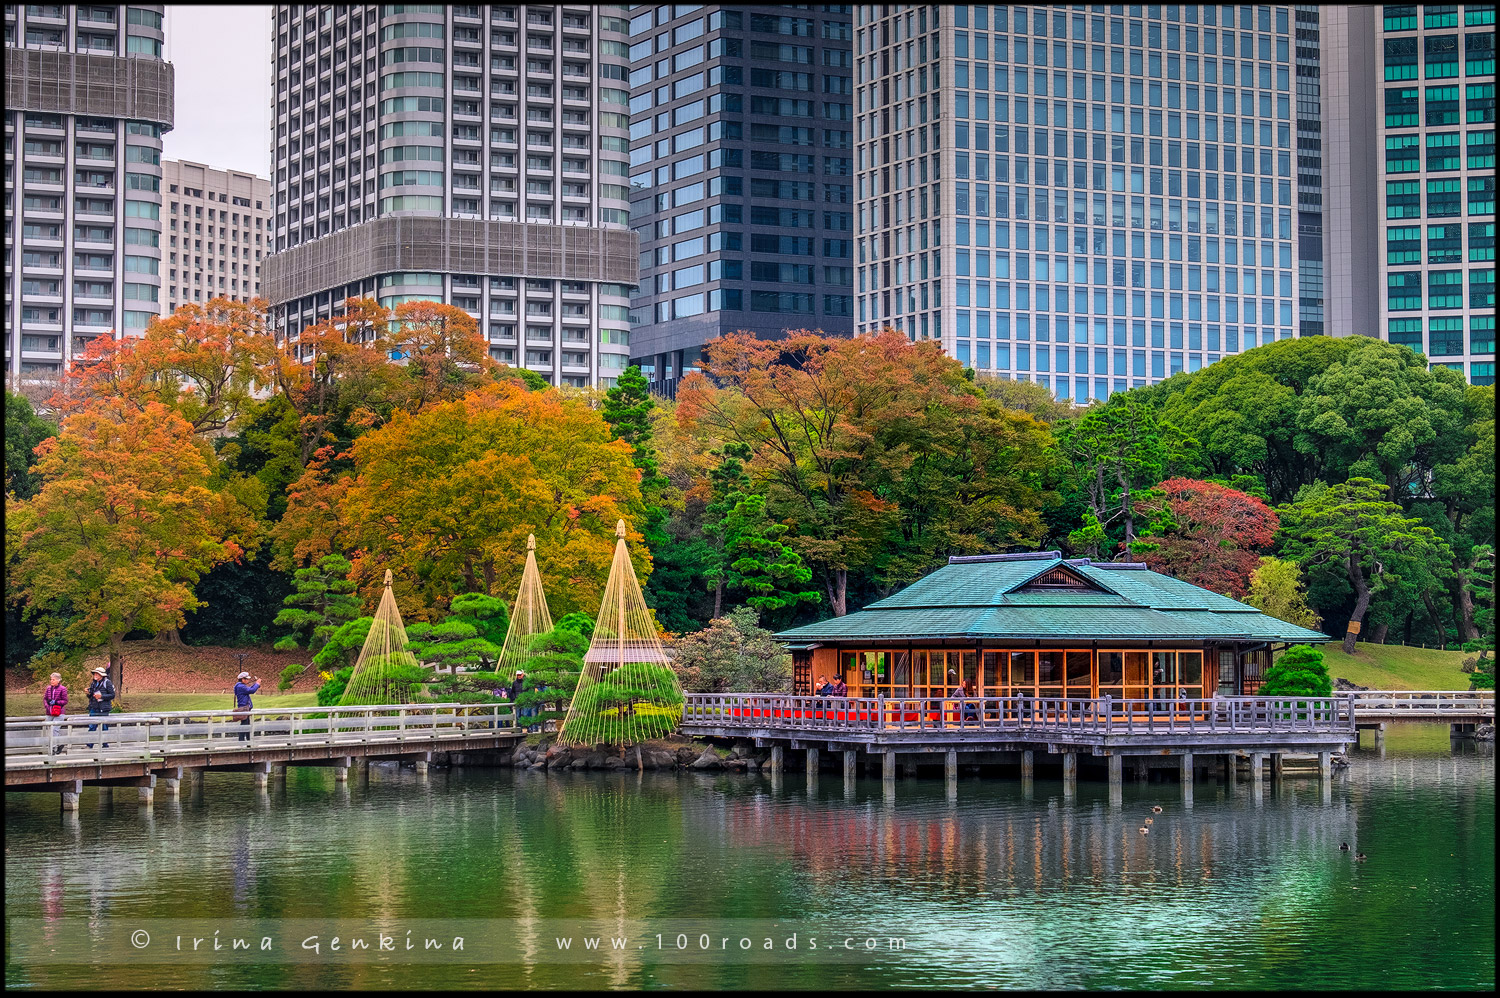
top-left (510, 624), bottom-right (590, 728)
top-left (405, 619), bottom-right (502, 673)
top-left (181, 558), bottom-right (294, 646)
top-left (4, 390), bottom-right (56, 500)
top-left (1260, 644), bottom-right (1333, 697)
top-left (1243, 557), bottom-right (1322, 631)
top-left (6, 402), bottom-right (262, 689)
top-left (973, 374), bottom-right (1076, 425)
top-left (1277, 478), bottom-right (1453, 655)
top-left (447, 592), bottom-right (511, 647)
top-left (330, 381), bottom-right (647, 619)
top-left (50, 298), bottom-right (273, 435)
top-left (678, 330), bottom-right (1053, 616)
top-left (1056, 393), bottom-right (1199, 555)
top-left (670, 607), bottom-right (794, 693)
top-left (272, 554), bottom-right (361, 651)
top-left (720, 492), bottom-right (820, 614)
top-left (1132, 478), bottom-right (1279, 597)
top-left (312, 616), bottom-right (373, 672)
top-left (601, 365), bottom-right (668, 493)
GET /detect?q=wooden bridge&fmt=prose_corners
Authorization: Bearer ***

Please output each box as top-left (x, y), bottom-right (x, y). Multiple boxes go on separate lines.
top-left (4, 702), bottom-right (522, 810)
top-left (1344, 690), bottom-right (1493, 723)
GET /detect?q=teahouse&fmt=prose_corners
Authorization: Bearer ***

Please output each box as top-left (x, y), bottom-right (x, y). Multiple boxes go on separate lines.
top-left (776, 551), bottom-right (1328, 702)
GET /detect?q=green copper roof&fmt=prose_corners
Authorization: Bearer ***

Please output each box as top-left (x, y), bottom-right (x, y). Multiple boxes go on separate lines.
top-left (776, 556), bottom-right (1329, 645)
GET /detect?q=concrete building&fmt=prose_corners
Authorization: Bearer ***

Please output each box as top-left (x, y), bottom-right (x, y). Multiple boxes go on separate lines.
top-left (1368, 4), bottom-right (1495, 386)
top-left (161, 159), bottom-right (270, 314)
top-left (3, 3), bottom-right (172, 390)
top-left (261, 5), bottom-right (638, 388)
top-left (855, 5), bottom-right (1308, 403)
top-left (625, 4), bottom-right (855, 397)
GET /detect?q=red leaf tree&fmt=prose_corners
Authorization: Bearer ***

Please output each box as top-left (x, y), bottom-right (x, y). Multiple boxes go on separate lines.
top-left (1134, 477), bottom-right (1279, 598)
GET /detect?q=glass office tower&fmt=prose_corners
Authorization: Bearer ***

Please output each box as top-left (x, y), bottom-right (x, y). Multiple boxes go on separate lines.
top-left (626, 4), bottom-right (855, 397)
top-left (855, 5), bottom-right (1304, 402)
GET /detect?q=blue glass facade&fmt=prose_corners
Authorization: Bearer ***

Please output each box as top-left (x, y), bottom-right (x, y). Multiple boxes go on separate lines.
top-left (856, 4), bottom-right (1302, 402)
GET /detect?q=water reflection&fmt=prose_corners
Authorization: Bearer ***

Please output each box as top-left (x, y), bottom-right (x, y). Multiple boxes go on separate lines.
top-left (3, 742), bottom-right (1494, 991)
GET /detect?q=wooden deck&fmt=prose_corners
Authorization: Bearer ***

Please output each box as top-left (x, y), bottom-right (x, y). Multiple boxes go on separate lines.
top-left (680, 693), bottom-right (1357, 756)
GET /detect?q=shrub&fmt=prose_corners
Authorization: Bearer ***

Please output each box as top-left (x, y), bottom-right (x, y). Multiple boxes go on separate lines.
top-left (1261, 644), bottom-right (1333, 698)
top-left (316, 666), bottom-right (354, 706)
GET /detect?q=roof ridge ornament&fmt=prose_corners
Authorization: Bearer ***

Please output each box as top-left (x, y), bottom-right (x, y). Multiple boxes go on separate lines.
top-left (948, 550), bottom-right (1062, 564)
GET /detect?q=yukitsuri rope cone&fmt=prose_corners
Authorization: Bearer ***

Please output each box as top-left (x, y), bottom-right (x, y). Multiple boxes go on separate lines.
top-left (558, 520), bottom-right (683, 747)
top-left (495, 534), bottom-right (554, 679)
top-left (339, 569), bottom-right (421, 706)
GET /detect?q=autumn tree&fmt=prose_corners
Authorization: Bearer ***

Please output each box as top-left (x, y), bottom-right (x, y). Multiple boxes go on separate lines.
top-left (6, 402), bottom-right (262, 688)
top-left (670, 607), bottom-right (793, 694)
top-left (678, 330), bottom-right (1053, 616)
top-left (1243, 557), bottom-right (1322, 630)
top-left (50, 297), bottom-right (273, 435)
top-left (1277, 478), bottom-right (1452, 655)
top-left (1132, 478), bottom-right (1279, 597)
top-left (329, 381), bottom-right (647, 619)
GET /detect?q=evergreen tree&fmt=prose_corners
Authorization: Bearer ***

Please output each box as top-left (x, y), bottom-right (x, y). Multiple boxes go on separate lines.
top-left (1260, 644), bottom-right (1333, 697)
top-left (272, 554), bottom-right (362, 652)
top-left (721, 493), bottom-right (820, 615)
top-left (601, 365), bottom-right (667, 492)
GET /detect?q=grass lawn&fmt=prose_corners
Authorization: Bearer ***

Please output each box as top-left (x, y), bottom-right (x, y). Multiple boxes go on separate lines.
top-left (1317, 642), bottom-right (1472, 691)
top-left (5, 692), bottom-right (319, 717)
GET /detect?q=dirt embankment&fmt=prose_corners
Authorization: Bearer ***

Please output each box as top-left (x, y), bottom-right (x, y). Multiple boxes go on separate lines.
top-left (6, 642), bottom-right (323, 696)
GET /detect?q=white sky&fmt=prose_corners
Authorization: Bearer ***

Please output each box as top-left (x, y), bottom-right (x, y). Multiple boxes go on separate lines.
top-left (161, 5), bottom-right (275, 178)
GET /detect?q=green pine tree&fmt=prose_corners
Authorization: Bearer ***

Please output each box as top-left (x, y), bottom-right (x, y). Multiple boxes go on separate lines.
top-left (272, 554), bottom-right (361, 652)
top-left (722, 492), bottom-right (820, 615)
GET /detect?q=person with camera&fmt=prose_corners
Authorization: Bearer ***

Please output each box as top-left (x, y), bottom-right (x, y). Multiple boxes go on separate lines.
top-left (233, 670), bottom-right (261, 742)
top-left (85, 665), bottom-right (115, 749)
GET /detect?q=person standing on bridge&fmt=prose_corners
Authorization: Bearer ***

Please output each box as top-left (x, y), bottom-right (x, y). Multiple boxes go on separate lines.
top-left (233, 671), bottom-right (261, 742)
top-left (85, 665), bottom-right (115, 749)
top-left (43, 672), bottom-right (68, 754)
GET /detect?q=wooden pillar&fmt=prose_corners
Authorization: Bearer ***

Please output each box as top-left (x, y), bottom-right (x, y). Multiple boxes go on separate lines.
top-left (60, 779), bottom-right (82, 812)
top-left (1374, 723), bottom-right (1387, 750)
top-left (1180, 751), bottom-right (1194, 786)
top-left (1108, 754), bottom-right (1123, 790)
top-left (1020, 749), bottom-right (1034, 781)
top-left (805, 747), bottom-right (819, 776)
top-left (770, 745), bottom-right (784, 774)
top-left (1062, 752), bottom-right (1077, 795)
top-left (883, 749), bottom-right (897, 782)
top-left (843, 749), bottom-right (857, 782)
top-left (1250, 752), bottom-right (1264, 784)
top-left (1270, 753), bottom-right (1284, 782)
top-left (1318, 750), bottom-right (1333, 782)
top-left (944, 748), bottom-right (958, 782)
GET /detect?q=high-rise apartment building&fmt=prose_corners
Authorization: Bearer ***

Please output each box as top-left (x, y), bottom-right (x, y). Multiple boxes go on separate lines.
top-left (4, 3), bottom-right (172, 390)
top-left (1371, 4), bottom-right (1495, 386)
top-left (261, 5), bottom-right (638, 388)
top-left (625, 4), bottom-right (855, 397)
top-left (161, 159), bottom-right (271, 314)
top-left (856, 5), bottom-right (1306, 403)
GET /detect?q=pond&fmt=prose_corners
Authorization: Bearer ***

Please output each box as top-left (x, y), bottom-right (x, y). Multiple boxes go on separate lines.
top-left (5, 726), bottom-right (1494, 990)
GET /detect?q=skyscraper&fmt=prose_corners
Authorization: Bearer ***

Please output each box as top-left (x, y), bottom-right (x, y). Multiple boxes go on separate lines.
top-left (856, 5), bottom-right (1305, 402)
top-left (1370, 4), bottom-right (1495, 386)
top-left (4, 3), bottom-right (172, 392)
top-left (625, 4), bottom-right (855, 396)
top-left (261, 5), bottom-right (638, 388)
top-left (161, 159), bottom-right (271, 314)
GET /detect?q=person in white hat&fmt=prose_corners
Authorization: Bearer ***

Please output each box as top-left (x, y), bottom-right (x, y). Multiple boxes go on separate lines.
top-left (85, 665), bottom-right (116, 750)
top-left (233, 670), bottom-right (261, 742)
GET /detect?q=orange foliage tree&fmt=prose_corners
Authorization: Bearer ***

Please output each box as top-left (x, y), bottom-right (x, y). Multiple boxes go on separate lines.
top-left (677, 329), bottom-right (1055, 614)
top-left (328, 382), bottom-right (647, 619)
top-left (1133, 477), bottom-right (1280, 597)
top-left (50, 297), bottom-right (273, 435)
top-left (6, 401), bottom-right (263, 688)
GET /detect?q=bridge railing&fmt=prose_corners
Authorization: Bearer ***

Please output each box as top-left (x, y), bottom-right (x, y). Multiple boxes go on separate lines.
top-left (4, 702), bottom-right (518, 768)
top-left (680, 694), bottom-right (1357, 737)
top-left (1345, 690), bottom-right (1494, 715)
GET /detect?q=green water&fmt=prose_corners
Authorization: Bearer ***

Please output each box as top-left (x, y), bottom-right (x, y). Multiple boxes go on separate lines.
top-left (4, 727), bottom-right (1494, 990)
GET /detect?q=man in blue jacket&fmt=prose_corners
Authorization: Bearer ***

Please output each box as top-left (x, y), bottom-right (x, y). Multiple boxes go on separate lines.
top-left (234, 671), bottom-right (261, 742)
top-left (85, 665), bottom-right (115, 749)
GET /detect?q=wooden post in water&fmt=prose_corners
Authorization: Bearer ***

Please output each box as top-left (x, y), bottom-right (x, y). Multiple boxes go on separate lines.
top-left (1180, 752), bottom-right (1194, 786)
top-left (883, 749), bottom-right (897, 782)
top-left (843, 749), bottom-right (857, 782)
top-left (1318, 750), bottom-right (1333, 783)
top-left (1270, 753), bottom-right (1284, 783)
top-left (1020, 749), bottom-right (1034, 781)
top-left (770, 745), bottom-right (784, 774)
top-left (1107, 754), bottom-right (1123, 809)
top-left (1062, 752), bottom-right (1077, 795)
top-left (805, 747), bottom-right (819, 777)
top-left (944, 748), bottom-right (958, 782)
